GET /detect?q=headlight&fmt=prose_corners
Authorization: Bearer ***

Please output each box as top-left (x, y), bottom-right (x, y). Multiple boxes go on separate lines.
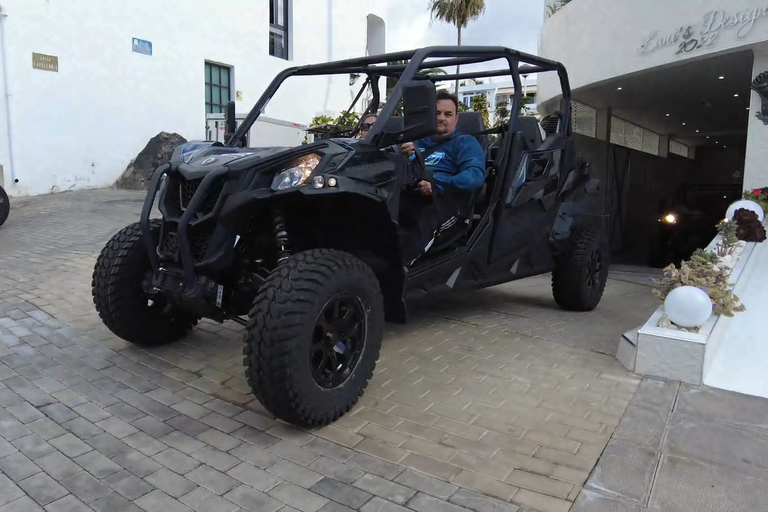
top-left (662, 213), bottom-right (677, 224)
top-left (271, 154), bottom-right (322, 191)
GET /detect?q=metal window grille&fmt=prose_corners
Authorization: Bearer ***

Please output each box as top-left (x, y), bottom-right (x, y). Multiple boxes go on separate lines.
top-left (270, 0), bottom-right (289, 59)
top-left (571, 101), bottom-right (596, 138)
top-left (610, 115), bottom-right (660, 156)
top-left (205, 63), bottom-right (231, 114)
top-left (669, 140), bottom-right (691, 158)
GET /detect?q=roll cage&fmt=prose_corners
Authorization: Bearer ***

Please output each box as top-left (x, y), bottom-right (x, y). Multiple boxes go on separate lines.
top-left (227, 46), bottom-right (573, 148)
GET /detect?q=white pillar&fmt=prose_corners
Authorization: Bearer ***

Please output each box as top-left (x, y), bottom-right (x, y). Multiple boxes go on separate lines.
top-left (658, 134), bottom-right (670, 158)
top-left (744, 46), bottom-right (768, 189)
top-left (595, 107), bottom-right (611, 141)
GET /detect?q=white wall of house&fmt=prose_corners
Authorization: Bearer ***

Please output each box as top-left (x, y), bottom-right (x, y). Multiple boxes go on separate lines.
top-left (0, 0), bottom-right (386, 196)
top-left (538, 0), bottom-right (768, 108)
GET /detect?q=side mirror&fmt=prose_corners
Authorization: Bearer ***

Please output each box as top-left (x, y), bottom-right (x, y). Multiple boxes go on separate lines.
top-left (224, 101), bottom-right (236, 143)
top-left (379, 80), bottom-right (436, 146)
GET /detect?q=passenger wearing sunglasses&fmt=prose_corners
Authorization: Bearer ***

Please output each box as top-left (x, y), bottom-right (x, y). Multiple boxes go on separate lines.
top-left (359, 114), bottom-right (377, 138)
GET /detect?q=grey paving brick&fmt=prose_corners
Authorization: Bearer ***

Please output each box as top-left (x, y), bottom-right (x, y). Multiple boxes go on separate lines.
top-left (26, 417), bottom-right (67, 441)
top-left (308, 457), bottom-right (365, 485)
top-left (304, 438), bottom-right (356, 463)
top-left (112, 448), bottom-right (163, 478)
top-left (0, 418), bottom-right (32, 441)
top-left (223, 484), bottom-right (284, 512)
top-left (73, 450), bottom-right (122, 479)
top-left (179, 487), bottom-right (239, 512)
top-left (102, 470), bottom-right (153, 500)
top-left (12, 433), bottom-right (55, 460)
top-left (186, 464), bottom-right (239, 495)
top-left (89, 492), bottom-right (144, 512)
top-left (144, 468), bottom-right (198, 498)
top-left (0, 496), bottom-right (45, 512)
top-left (232, 425), bottom-right (280, 449)
top-left (122, 431), bottom-right (167, 457)
top-left (0, 473), bottom-right (25, 506)
top-left (0, 437), bottom-right (16, 458)
top-left (85, 433), bottom-right (130, 458)
top-left (270, 482), bottom-right (329, 512)
top-left (585, 440), bottom-right (658, 505)
top-left (408, 493), bottom-right (471, 512)
top-left (51, 389), bottom-right (88, 408)
top-left (145, 389), bottom-right (184, 407)
top-left (132, 415), bottom-right (174, 438)
top-left (17, 472), bottom-right (69, 506)
top-left (39, 403), bottom-right (78, 424)
top-left (152, 448), bottom-right (201, 474)
top-left (318, 503), bottom-right (355, 512)
top-left (61, 471), bottom-right (110, 503)
top-left (3, 376), bottom-right (55, 407)
top-left (171, 401), bottom-right (210, 420)
top-left (160, 431), bottom-right (206, 455)
top-left (115, 389), bottom-right (178, 421)
top-left (196, 429), bottom-right (240, 452)
top-left (95, 417), bottom-right (138, 439)
top-left (360, 497), bottom-right (410, 512)
top-left (44, 494), bottom-right (92, 512)
top-left (199, 412), bottom-right (241, 434)
top-left (449, 489), bottom-right (520, 512)
top-left (0, 389), bottom-right (23, 407)
top-left (7, 401), bottom-right (45, 423)
top-left (229, 444), bottom-right (280, 469)
top-left (394, 470), bottom-right (458, 501)
top-left (62, 417), bottom-right (104, 438)
top-left (31, 377), bottom-right (67, 395)
top-left (105, 402), bottom-right (146, 423)
top-left (268, 439), bottom-right (319, 466)
top-left (570, 490), bottom-right (641, 512)
top-left (267, 459), bottom-right (324, 488)
top-left (175, 388), bottom-right (211, 406)
top-left (202, 398), bottom-right (243, 418)
top-left (49, 433), bottom-right (92, 458)
top-left (165, 415), bottom-right (209, 437)
top-left (347, 453), bottom-right (404, 480)
top-left (189, 446), bottom-right (240, 472)
top-left (353, 474), bottom-right (416, 505)
top-left (311, 477), bottom-right (373, 509)
top-left (36, 451), bottom-right (83, 480)
top-left (226, 461), bottom-right (282, 491)
top-left (232, 410), bottom-right (276, 431)
top-left (15, 364), bottom-right (45, 381)
top-left (0, 452), bottom-right (41, 481)
top-left (135, 489), bottom-right (194, 512)
top-left (72, 402), bottom-right (111, 423)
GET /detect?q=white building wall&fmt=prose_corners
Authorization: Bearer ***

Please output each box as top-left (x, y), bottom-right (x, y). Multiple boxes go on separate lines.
top-left (0, 0), bottom-right (386, 196)
top-left (538, 0), bottom-right (768, 109)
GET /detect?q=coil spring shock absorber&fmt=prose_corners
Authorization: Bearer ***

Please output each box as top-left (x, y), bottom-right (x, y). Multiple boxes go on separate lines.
top-left (272, 209), bottom-right (291, 263)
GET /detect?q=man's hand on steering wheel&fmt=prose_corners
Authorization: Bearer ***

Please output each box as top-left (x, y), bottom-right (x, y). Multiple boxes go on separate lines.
top-left (400, 142), bottom-right (429, 186)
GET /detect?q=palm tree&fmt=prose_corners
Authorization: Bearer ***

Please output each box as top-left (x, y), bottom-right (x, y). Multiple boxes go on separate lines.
top-left (428, 0), bottom-right (486, 95)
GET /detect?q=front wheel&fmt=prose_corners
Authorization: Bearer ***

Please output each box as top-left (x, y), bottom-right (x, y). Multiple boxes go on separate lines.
top-left (91, 221), bottom-right (199, 346)
top-left (0, 186), bottom-right (9, 227)
top-left (552, 225), bottom-right (610, 311)
top-left (244, 249), bottom-right (384, 427)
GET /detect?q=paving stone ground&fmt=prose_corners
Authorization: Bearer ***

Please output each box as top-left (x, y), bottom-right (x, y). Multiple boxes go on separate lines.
top-left (0, 188), bottom-right (657, 512)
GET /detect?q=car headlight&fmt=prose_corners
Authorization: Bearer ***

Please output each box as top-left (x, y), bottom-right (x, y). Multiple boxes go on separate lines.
top-left (662, 213), bottom-right (677, 224)
top-left (271, 154), bottom-right (322, 191)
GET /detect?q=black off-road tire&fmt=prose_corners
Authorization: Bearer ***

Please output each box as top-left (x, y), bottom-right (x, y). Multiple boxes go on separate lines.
top-left (92, 220), bottom-right (198, 346)
top-left (552, 225), bottom-right (610, 311)
top-left (244, 248), bottom-right (384, 427)
top-left (0, 186), bottom-right (9, 227)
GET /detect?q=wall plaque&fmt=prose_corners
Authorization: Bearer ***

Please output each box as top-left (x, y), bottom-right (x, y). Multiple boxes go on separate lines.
top-left (32, 53), bottom-right (58, 72)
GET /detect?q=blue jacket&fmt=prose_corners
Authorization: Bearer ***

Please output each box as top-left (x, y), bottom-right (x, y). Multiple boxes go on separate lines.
top-left (413, 130), bottom-right (485, 191)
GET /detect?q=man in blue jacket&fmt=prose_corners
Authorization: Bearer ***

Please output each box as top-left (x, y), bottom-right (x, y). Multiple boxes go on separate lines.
top-left (399, 90), bottom-right (486, 265)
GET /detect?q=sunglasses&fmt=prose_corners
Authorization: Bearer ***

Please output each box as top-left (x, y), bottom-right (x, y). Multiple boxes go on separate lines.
top-left (361, 122), bottom-right (374, 131)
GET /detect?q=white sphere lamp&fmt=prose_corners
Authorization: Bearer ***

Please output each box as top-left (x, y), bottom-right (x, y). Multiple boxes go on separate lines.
top-left (726, 199), bottom-right (764, 222)
top-left (664, 286), bottom-right (713, 328)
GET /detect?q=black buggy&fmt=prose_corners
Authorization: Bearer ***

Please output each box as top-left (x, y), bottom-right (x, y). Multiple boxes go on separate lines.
top-left (92, 46), bottom-right (609, 427)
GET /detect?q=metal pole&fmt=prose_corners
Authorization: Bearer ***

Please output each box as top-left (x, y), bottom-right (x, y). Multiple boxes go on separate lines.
top-left (0, 4), bottom-right (16, 186)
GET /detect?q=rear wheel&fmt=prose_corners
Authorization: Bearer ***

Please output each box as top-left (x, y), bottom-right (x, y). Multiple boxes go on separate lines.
top-left (552, 225), bottom-right (609, 311)
top-left (244, 248), bottom-right (384, 427)
top-left (91, 221), bottom-right (199, 346)
top-left (0, 186), bottom-right (9, 227)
